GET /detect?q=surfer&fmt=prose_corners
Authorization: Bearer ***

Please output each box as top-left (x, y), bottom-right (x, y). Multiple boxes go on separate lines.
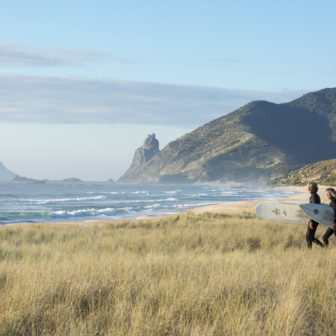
top-left (306, 182), bottom-right (324, 248)
top-left (322, 188), bottom-right (336, 246)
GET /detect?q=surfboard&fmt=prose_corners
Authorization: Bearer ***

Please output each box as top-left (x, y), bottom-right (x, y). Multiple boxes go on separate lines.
top-left (299, 203), bottom-right (334, 228)
top-left (255, 201), bottom-right (309, 225)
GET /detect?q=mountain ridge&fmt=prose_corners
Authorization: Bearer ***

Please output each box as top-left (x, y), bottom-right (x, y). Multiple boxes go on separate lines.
top-left (0, 162), bottom-right (16, 181)
top-left (119, 88), bottom-right (336, 183)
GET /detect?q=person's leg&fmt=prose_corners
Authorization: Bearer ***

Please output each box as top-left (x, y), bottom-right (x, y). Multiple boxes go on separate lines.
top-left (311, 222), bottom-right (324, 247)
top-left (306, 222), bottom-right (313, 248)
top-left (312, 237), bottom-right (324, 247)
top-left (323, 228), bottom-right (334, 246)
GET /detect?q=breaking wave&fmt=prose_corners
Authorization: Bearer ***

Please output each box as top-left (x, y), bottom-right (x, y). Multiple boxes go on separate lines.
top-left (20, 195), bottom-right (106, 205)
top-left (50, 207), bottom-right (129, 218)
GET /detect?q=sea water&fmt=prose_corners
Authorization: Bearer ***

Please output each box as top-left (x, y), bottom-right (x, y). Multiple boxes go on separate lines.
top-left (0, 182), bottom-right (297, 224)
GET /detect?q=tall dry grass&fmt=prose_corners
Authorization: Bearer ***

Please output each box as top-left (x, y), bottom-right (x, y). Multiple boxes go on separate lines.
top-left (0, 210), bottom-right (335, 335)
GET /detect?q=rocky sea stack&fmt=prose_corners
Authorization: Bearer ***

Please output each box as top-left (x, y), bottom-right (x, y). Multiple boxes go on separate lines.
top-left (119, 134), bottom-right (160, 182)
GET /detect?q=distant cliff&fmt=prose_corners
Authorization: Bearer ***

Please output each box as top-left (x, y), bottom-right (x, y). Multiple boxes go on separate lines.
top-left (0, 162), bottom-right (15, 181)
top-left (119, 134), bottom-right (160, 182)
top-left (118, 88), bottom-right (336, 183)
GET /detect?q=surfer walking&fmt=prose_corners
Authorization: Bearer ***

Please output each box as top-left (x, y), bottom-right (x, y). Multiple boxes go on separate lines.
top-left (322, 188), bottom-right (336, 246)
top-left (306, 182), bottom-right (324, 248)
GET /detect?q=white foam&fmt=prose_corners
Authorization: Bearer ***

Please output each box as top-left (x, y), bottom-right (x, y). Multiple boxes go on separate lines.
top-left (162, 201), bottom-right (219, 209)
top-left (21, 195), bottom-right (106, 205)
top-left (144, 203), bottom-right (161, 210)
top-left (220, 191), bottom-right (237, 196)
top-left (165, 190), bottom-right (182, 195)
top-left (50, 207), bottom-right (123, 218)
top-left (87, 191), bottom-right (120, 195)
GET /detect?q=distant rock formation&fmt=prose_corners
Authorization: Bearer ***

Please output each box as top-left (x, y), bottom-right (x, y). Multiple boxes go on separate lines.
top-left (119, 134), bottom-right (160, 182)
top-left (13, 175), bottom-right (45, 184)
top-left (0, 162), bottom-right (15, 181)
top-left (107, 178), bottom-right (115, 183)
top-left (63, 177), bottom-right (82, 183)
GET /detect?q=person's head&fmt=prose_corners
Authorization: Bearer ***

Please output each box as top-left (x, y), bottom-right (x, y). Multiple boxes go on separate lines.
top-left (326, 188), bottom-right (336, 200)
top-left (308, 181), bottom-right (318, 193)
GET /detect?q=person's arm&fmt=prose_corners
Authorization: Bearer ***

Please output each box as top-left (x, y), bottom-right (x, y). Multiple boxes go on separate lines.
top-left (309, 194), bottom-right (320, 229)
top-left (310, 193), bottom-right (320, 204)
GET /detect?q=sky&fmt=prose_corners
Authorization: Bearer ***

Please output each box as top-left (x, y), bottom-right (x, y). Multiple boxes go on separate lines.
top-left (0, 0), bottom-right (335, 180)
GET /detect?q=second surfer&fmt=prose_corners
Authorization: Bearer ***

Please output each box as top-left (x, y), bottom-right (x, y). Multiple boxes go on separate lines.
top-left (322, 188), bottom-right (336, 246)
top-left (306, 182), bottom-right (324, 248)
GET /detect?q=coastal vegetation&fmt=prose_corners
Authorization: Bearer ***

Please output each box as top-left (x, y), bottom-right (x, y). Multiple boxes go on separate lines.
top-left (273, 158), bottom-right (336, 186)
top-left (1, 210), bottom-right (336, 335)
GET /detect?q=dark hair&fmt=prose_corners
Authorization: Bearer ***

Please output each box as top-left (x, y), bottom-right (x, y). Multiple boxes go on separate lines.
top-left (326, 188), bottom-right (336, 198)
top-left (308, 181), bottom-right (318, 192)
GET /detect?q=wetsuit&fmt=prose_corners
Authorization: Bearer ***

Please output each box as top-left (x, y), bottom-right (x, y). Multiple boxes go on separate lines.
top-left (306, 192), bottom-right (324, 248)
top-left (323, 198), bottom-right (336, 246)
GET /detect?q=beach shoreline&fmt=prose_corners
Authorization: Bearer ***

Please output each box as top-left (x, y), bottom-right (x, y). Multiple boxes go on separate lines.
top-left (2, 185), bottom-right (321, 227)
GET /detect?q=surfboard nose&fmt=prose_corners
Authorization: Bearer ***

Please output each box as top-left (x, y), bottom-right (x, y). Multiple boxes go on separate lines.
top-left (254, 201), bottom-right (308, 225)
top-left (299, 204), bottom-right (309, 211)
top-left (299, 204), bottom-right (312, 217)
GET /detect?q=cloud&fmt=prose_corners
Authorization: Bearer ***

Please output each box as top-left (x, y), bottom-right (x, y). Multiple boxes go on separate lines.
top-left (0, 74), bottom-right (306, 126)
top-left (0, 43), bottom-right (131, 67)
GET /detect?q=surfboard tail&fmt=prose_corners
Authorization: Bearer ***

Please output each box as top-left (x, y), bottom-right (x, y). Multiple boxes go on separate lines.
top-left (299, 203), bottom-right (334, 228)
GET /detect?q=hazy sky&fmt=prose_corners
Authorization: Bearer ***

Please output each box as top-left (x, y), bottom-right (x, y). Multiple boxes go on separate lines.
top-left (0, 1), bottom-right (335, 180)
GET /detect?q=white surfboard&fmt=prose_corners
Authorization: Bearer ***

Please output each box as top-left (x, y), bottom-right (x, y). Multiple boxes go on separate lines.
top-left (255, 201), bottom-right (309, 225)
top-left (299, 203), bottom-right (334, 228)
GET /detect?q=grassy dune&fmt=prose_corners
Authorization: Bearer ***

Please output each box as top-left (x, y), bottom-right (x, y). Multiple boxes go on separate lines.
top-left (1, 211), bottom-right (336, 335)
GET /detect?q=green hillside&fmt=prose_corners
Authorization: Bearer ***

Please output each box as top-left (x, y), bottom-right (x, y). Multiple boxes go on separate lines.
top-left (272, 159), bottom-right (336, 186)
top-left (120, 88), bottom-right (336, 183)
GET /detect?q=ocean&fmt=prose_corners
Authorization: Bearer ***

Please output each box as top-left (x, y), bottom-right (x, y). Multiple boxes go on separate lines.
top-left (0, 182), bottom-right (297, 225)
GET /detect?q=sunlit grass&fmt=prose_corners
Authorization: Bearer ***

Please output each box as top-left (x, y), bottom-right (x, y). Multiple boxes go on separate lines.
top-left (0, 210), bottom-right (335, 335)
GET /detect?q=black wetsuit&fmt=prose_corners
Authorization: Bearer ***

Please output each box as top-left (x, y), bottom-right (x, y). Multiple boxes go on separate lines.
top-left (323, 198), bottom-right (336, 246)
top-left (306, 192), bottom-right (324, 248)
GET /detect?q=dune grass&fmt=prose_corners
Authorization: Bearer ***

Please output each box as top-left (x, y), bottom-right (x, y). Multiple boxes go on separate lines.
top-left (0, 210), bottom-right (336, 335)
